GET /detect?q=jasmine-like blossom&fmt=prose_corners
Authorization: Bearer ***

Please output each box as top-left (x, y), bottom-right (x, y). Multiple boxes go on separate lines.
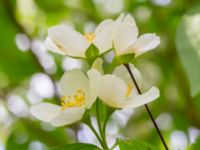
top-left (113, 14), bottom-right (160, 57)
top-left (44, 19), bottom-right (115, 58)
top-left (92, 58), bottom-right (160, 109)
top-left (30, 69), bottom-right (101, 126)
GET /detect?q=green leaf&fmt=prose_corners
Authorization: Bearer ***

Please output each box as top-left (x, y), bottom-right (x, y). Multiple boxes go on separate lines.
top-left (175, 5), bottom-right (200, 97)
top-left (118, 139), bottom-right (158, 150)
top-left (50, 143), bottom-right (100, 150)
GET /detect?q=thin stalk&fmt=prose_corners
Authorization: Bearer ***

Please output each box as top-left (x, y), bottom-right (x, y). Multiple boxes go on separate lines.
top-left (102, 114), bottom-right (109, 138)
top-left (87, 120), bottom-right (106, 149)
top-left (102, 109), bottom-right (114, 138)
top-left (110, 140), bottom-right (118, 150)
top-left (96, 101), bottom-right (109, 149)
top-left (124, 63), bottom-right (169, 150)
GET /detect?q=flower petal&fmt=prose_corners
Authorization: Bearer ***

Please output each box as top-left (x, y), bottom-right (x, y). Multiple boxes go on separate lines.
top-left (98, 75), bottom-right (127, 108)
top-left (95, 19), bottom-right (114, 34)
top-left (86, 69), bottom-right (101, 108)
top-left (93, 19), bottom-right (115, 54)
top-left (113, 23), bottom-right (138, 56)
top-left (111, 13), bottom-right (125, 40)
top-left (91, 58), bottom-right (104, 74)
top-left (30, 102), bottom-right (60, 122)
top-left (48, 24), bottom-right (90, 58)
top-left (113, 64), bottom-right (141, 84)
top-left (51, 107), bottom-right (85, 126)
top-left (123, 87), bottom-right (160, 108)
top-left (113, 64), bottom-right (142, 96)
top-left (133, 33), bottom-right (160, 57)
top-left (60, 69), bottom-right (89, 97)
top-left (122, 14), bottom-right (137, 26)
top-left (44, 36), bottom-right (65, 54)
top-left (116, 13), bottom-right (125, 21)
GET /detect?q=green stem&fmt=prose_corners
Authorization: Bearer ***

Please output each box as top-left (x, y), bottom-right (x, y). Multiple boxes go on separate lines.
top-left (96, 101), bottom-right (109, 149)
top-left (110, 140), bottom-right (118, 150)
top-left (102, 115), bottom-right (109, 138)
top-left (87, 119), bottom-right (106, 149)
top-left (102, 110), bottom-right (116, 149)
top-left (102, 109), bottom-right (114, 139)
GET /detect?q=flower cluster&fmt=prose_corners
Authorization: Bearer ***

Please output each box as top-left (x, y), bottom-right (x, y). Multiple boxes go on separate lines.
top-left (30, 14), bottom-right (160, 127)
top-left (44, 14), bottom-right (160, 58)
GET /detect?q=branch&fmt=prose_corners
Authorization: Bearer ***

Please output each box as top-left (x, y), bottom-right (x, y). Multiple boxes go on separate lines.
top-left (124, 63), bottom-right (169, 150)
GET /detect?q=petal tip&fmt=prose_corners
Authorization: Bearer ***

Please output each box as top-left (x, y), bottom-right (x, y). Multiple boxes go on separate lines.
top-left (151, 86), bottom-right (160, 98)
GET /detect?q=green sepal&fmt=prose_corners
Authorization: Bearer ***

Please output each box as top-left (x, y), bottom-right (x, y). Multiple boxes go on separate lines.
top-left (94, 98), bottom-right (116, 126)
top-left (104, 57), bottom-right (120, 74)
top-left (81, 109), bottom-right (91, 125)
top-left (117, 53), bottom-right (136, 64)
top-left (104, 54), bottom-right (135, 74)
top-left (85, 44), bottom-right (99, 66)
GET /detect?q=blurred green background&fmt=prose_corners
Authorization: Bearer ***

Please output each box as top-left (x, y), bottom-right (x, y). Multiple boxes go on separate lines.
top-left (1, 0), bottom-right (200, 149)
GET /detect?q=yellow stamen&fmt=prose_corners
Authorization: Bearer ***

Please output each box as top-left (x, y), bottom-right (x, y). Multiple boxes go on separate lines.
top-left (61, 96), bottom-right (66, 101)
top-left (126, 84), bottom-right (133, 97)
top-left (84, 32), bottom-right (95, 42)
top-left (60, 90), bottom-right (86, 111)
top-left (77, 89), bottom-right (82, 93)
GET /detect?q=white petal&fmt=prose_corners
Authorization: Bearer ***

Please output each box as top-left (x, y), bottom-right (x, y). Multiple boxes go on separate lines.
top-left (113, 64), bottom-right (142, 88)
top-left (113, 23), bottom-right (138, 56)
top-left (114, 13), bottom-right (125, 24)
top-left (98, 75), bottom-right (127, 108)
top-left (60, 69), bottom-right (89, 97)
top-left (111, 13), bottom-right (124, 41)
top-left (91, 58), bottom-right (104, 74)
top-left (122, 14), bottom-right (137, 26)
top-left (51, 107), bottom-right (85, 126)
top-left (123, 87), bottom-right (160, 108)
top-left (111, 13), bottom-right (124, 39)
top-left (112, 13), bottom-right (136, 37)
top-left (86, 69), bottom-right (101, 108)
top-left (30, 102), bottom-right (60, 122)
top-left (93, 19), bottom-right (115, 54)
top-left (133, 33), bottom-right (160, 57)
top-left (95, 19), bottom-right (114, 34)
top-left (48, 24), bottom-right (90, 58)
top-left (44, 36), bottom-right (65, 54)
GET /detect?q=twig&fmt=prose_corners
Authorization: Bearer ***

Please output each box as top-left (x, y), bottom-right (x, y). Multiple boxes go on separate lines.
top-left (124, 63), bottom-right (169, 150)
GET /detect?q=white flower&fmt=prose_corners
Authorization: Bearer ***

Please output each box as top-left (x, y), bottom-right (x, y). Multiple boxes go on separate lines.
top-left (97, 62), bottom-right (159, 108)
top-left (30, 69), bottom-right (101, 126)
top-left (44, 19), bottom-right (115, 58)
top-left (113, 14), bottom-right (160, 57)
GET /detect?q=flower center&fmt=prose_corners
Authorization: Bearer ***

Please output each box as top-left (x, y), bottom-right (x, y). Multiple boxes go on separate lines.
top-left (84, 32), bottom-right (95, 42)
top-left (126, 84), bottom-right (133, 97)
top-left (60, 89), bottom-right (86, 111)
